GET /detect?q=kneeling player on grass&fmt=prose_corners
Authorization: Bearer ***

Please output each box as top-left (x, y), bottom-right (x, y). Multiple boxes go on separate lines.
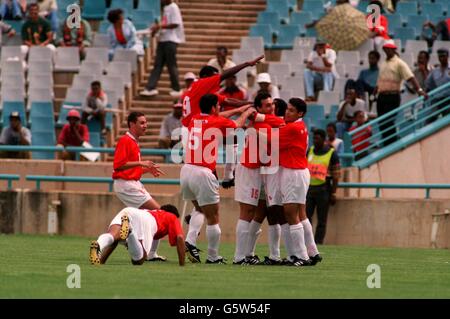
top-left (89, 205), bottom-right (185, 266)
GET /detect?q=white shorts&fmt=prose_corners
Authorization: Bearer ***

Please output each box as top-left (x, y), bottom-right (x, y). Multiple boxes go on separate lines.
top-left (109, 207), bottom-right (157, 255)
top-left (262, 168), bottom-right (282, 207)
top-left (280, 167), bottom-right (310, 205)
top-left (180, 164), bottom-right (220, 206)
top-left (235, 163), bottom-right (262, 206)
top-left (113, 179), bottom-right (152, 208)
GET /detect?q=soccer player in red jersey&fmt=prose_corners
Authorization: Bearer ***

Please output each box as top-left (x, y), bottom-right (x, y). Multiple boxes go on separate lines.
top-left (181, 94), bottom-right (255, 264)
top-left (89, 204), bottom-right (185, 266)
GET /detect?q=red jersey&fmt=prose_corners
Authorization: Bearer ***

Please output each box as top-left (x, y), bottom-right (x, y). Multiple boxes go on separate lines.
top-left (150, 209), bottom-right (184, 246)
top-left (367, 14), bottom-right (390, 39)
top-left (57, 123), bottom-right (89, 146)
top-left (241, 114), bottom-right (285, 169)
top-left (218, 87), bottom-right (247, 111)
top-left (112, 132), bottom-right (142, 180)
top-left (181, 74), bottom-right (226, 127)
top-left (278, 119), bottom-right (309, 169)
top-left (349, 124), bottom-right (372, 152)
top-left (185, 114), bottom-right (237, 172)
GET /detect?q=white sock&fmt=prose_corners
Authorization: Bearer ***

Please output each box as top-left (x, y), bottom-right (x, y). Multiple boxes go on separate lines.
top-left (281, 223), bottom-right (293, 260)
top-left (148, 239), bottom-right (160, 258)
top-left (268, 224), bottom-right (281, 260)
top-left (302, 219), bottom-right (319, 257)
top-left (250, 228), bottom-right (262, 256)
top-left (234, 219), bottom-right (249, 262)
top-left (246, 221), bottom-right (261, 257)
top-left (186, 209), bottom-right (204, 246)
top-left (206, 224), bottom-right (221, 261)
top-left (289, 223), bottom-right (309, 260)
top-left (97, 233), bottom-right (114, 251)
top-left (126, 231), bottom-right (144, 261)
top-left (224, 143), bottom-right (238, 180)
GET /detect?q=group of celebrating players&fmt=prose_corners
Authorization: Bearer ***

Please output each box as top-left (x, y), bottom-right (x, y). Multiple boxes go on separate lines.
top-left (89, 54), bottom-right (322, 267)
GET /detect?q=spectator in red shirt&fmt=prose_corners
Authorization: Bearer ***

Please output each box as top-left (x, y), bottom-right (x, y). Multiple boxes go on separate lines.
top-left (57, 109), bottom-right (89, 161)
top-left (367, 0), bottom-right (390, 52)
top-left (349, 110), bottom-right (372, 160)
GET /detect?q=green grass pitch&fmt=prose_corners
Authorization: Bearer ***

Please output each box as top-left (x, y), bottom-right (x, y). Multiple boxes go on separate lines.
top-left (0, 234), bottom-right (449, 298)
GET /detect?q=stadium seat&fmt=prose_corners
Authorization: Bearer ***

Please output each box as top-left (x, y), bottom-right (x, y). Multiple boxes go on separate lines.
top-left (302, 0), bottom-right (325, 20)
top-left (293, 36), bottom-right (315, 51)
top-left (266, 0), bottom-right (290, 21)
top-left (304, 104), bottom-right (325, 123)
top-left (1, 60), bottom-right (23, 74)
top-left (420, 3), bottom-right (443, 17)
top-left (79, 61), bottom-right (104, 79)
top-left (113, 49), bottom-right (138, 73)
top-left (356, 39), bottom-right (374, 57)
top-left (89, 132), bottom-right (101, 147)
top-left (27, 88), bottom-right (53, 110)
top-left (1, 73), bottom-right (24, 88)
top-left (65, 88), bottom-right (88, 104)
top-left (27, 60), bottom-right (53, 77)
top-left (400, 52), bottom-right (415, 68)
top-left (257, 11), bottom-right (282, 29)
top-left (403, 40), bottom-right (427, 56)
top-left (272, 75), bottom-right (288, 89)
top-left (28, 46), bottom-right (53, 62)
top-left (332, 78), bottom-right (348, 100)
top-left (396, 1), bottom-right (418, 16)
top-left (392, 27), bottom-right (417, 46)
top-left (328, 104), bottom-right (339, 120)
top-left (31, 131), bottom-right (56, 160)
top-left (104, 90), bottom-right (119, 109)
top-left (280, 49), bottom-right (304, 64)
top-left (405, 15), bottom-right (428, 37)
top-left (317, 91), bottom-right (340, 114)
top-left (130, 10), bottom-right (155, 25)
top-left (29, 101), bottom-right (54, 119)
top-left (100, 75), bottom-right (125, 100)
top-left (387, 14), bottom-right (404, 32)
top-left (82, 1), bottom-right (107, 20)
top-left (335, 64), bottom-right (346, 79)
top-left (1, 46), bottom-right (23, 63)
top-left (249, 24), bottom-right (273, 47)
top-left (268, 62), bottom-right (292, 78)
top-left (290, 11), bottom-right (313, 26)
top-left (232, 49), bottom-right (255, 64)
top-left (338, 51), bottom-right (361, 66)
top-left (6, 20), bottom-right (23, 33)
top-left (110, 0), bottom-right (135, 15)
top-left (1, 88), bottom-right (25, 102)
top-left (431, 40), bottom-right (450, 54)
top-left (54, 47), bottom-right (80, 72)
top-left (305, 27), bottom-right (317, 38)
top-left (279, 89), bottom-right (293, 102)
top-left (283, 78), bottom-right (305, 97)
top-left (106, 61), bottom-right (132, 88)
top-left (92, 33), bottom-right (110, 48)
top-left (57, 102), bottom-right (82, 126)
top-left (345, 65), bottom-right (364, 80)
top-left (275, 25), bottom-right (302, 47)
top-left (30, 116), bottom-right (55, 132)
top-left (240, 37), bottom-right (265, 56)
top-left (85, 47), bottom-right (110, 70)
top-left (137, 0), bottom-right (160, 19)
top-left (71, 74), bottom-right (95, 90)
top-left (28, 74), bottom-right (54, 89)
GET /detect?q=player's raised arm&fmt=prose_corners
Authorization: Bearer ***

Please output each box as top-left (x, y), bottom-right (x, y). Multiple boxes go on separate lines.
top-left (220, 55), bottom-right (264, 81)
top-left (219, 103), bottom-right (253, 119)
top-left (176, 235), bottom-right (186, 266)
top-left (233, 107), bottom-right (257, 128)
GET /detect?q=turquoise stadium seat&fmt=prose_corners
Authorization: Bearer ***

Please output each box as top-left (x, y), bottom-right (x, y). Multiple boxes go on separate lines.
top-left (1, 101), bottom-right (26, 128)
top-left (30, 116), bottom-right (55, 133)
top-left (138, 0), bottom-right (160, 20)
top-left (387, 14), bottom-right (403, 32)
top-left (29, 102), bottom-right (54, 120)
top-left (130, 10), bottom-right (155, 25)
top-left (328, 104), bottom-right (339, 120)
top-left (98, 20), bottom-right (110, 34)
top-left (257, 11), bottom-right (282, 30)
top-left (290, 11), bottom-right (313, 26)
top-left (89, 132), bottom-right (101, 147)
top-left (302, 0), bottom-right (325, 20)
top-left (420, 3), bottom-right (444, 17)
top-left (305, 27), bottom-right (317, 38)
top-left (6, 20), bottom-right (23, 32)
top-left (110, 0), bottom-right (135, 11)
top-left (276, 25), bottom-right (302, 47)
top-left (406, 15), bottom-right (428, 37)
top-left (304, 104), bottom-right (325, 127)
top-left (267, 0), bottom-right (290, 21)
top-left (82, 1), bottom-right (107, 20)
top-left (106, 104), bottom-right (113, 130)
top-left (393, 27), bottom-right (416, 46)
top-left (32, 131), bottom-right (56, 160)
top-left (396, 1), bottom-right (418, 16)
top-left (249, 24), bottom-right (273, 47)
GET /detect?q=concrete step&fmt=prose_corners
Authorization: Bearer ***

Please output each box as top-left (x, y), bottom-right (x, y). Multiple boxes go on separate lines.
top-left (183, 15), bottom-right (257, 23)
top-left (180, 2), bottom-right (265, 11)
top-left (181, 8), bottom-right (259, 18)
top-left (183, 28), bottom-right (249, 37)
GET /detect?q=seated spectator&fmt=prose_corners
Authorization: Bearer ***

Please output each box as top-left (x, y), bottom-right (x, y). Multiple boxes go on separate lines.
top-left (106, 8), bottom-right (144, 60)
top-left (0, 0), bottom-right (24, 20)
top-left (218, 75), bottom-right (248, 111)
top-left (158, 102), bottom-right (182, 149)
top-left (273, 98), bottom-right (287, 117)
top-left (20, 3), bottom-right (55, 56)
top-left (325, 122), bottom-right (343, 155)
top-left (0, 111), bottom-right (31, 159)
top-left (180, 71), bottom-right (196, 96)
top-left (423, 19), bottom-right (450, 46)
top-left (304, 39), bottom-right (336, 101)
top-left (336, 88), bottom-right (367, 138)
top-left (355, 50), bottom-right (380, 105)
top-left (207, 46), bottom-right (236, 73)
top-left (56, 16), bottom-right (92, 60)
top-left (57, 109), bottom-right (90, 161)
top-left (252, 73), bottom-right (279, 100)
top-left (0, 17), bottom-right (17, 43)
top-left (82, 81), bottom-right (108, 136)
top-left (36, 0), bottom-right (58, 32)
top-left (367, 1), bottom-right (391, 52)
top-left (349, 110), bottom-right (372, 160)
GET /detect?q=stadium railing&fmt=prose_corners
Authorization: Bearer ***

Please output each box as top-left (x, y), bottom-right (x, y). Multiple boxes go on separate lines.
top-left (338, 183), bottom-right (450, 199)
top-left (0, 174), bottom-right (20, 190)
top-left (342, 82), bottom-right (450, 169)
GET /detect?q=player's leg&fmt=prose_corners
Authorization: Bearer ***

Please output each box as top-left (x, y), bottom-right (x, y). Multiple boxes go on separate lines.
top-left (244, 199), bottom-right (265, 264)
top-left (263, 204), bottom-right (282, 265)
top-left (90, 212), bottom-right (125, 265)
top-left (222, 133), bottom-right (238, 188)
top-left (233, 202), bottom-right (255, 264)
top-left (185, 201), bottom-right (205, 248)
top-left (200, 203), bottom-right (225, 264)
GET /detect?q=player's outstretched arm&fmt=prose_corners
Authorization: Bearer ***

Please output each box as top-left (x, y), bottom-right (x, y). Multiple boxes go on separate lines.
top-left (233, 107), bottom-right (257, 128)
top-left (219, 104), bottom-right (252, 119)
top-left (176, 236), bottom-right (185, 266)
top-left (220, 55), bottom-right (264, 81)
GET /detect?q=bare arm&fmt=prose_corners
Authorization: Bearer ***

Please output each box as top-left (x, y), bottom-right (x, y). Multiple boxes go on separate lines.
top-left (220, 55), bottom-right (264, 81)
top-left (233, 108), bottom-right (256, 128)
top-left (219, 104), bottom-right (252, 119)
top-left (176, 236), bottom-right (185, 266)
top-left (407, 77), bottom-right (428, 99)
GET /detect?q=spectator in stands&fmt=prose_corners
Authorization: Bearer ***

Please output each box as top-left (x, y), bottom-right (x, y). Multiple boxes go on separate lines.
top-left (367, 0), bottom-right (390, 52)
top-left (349, 110), bottom-right (372, 160)
top-left (140, 0), bottom-right (185, 98)
top-left (82, 81), bottom-right (108, 136)
top-left (326, 123), bottom-right (343, 155)
top-left (304, 40), bottom-right (336, 102)
top-left (356, 50), bottom-right (380, 106)
top-left (180, 71), bottom-right (196, 97)
top-left (0, 0), bottom-right (23, 20)
top-left (56, 15), bottom-right (92, 60)
top-left (0, 112), bottom-right (31, 159)
top-left (336, 88), bottom-right (367, 138)
top-left (36, 0), bottom-right (58, 32)
top-left (425, 48), bottom-right (450, 123)
top-left (208, 46), bottom-right (236, 73)
top-left (20, 3), bottom-right (55, 56)
top-left (405, 51), bottom-right (432, 94)
top-left (375, 40), bottom-right (427, 146)
top-left (252, 73), bottom-right (279, 100)
top-left (0, 17), bottom-right (17, 44)
top-left (57, 109), bottom-right (90, 161)
top-left (158, 102), bottom-right (183, 149)
top-left (306, 129), bottom-right (340, 245)
top-left (218, 75), bottom-right (248, 111)
top-left (423, 19), bottom-right (450, 46)
top-left (106, 8), bottom-right (144, 60)
top-left (274, 98), bottom-right (287, 117)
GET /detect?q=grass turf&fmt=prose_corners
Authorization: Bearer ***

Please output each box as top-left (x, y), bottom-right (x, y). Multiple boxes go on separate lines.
top-left (0, 234), bottom-right (449, 298)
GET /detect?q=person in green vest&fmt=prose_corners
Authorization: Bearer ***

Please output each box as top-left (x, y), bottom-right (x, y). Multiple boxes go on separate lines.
top-left (306, 129), bottom-right (341, 244)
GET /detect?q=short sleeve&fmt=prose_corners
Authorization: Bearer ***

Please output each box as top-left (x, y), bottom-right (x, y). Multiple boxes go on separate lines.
top-left (398, 59), bottom-right (414, 81)
top-left (22, 128), bottom-right (32, 144)
top-left (113, 138), bottom-right (129, 169)
top-left (264, 115), bottom-right (285, 128)
top-left (168, 216), bottom-right (183, 246)
top-left (278, 125), bottom-right (293, 150)
top-left (307, 51), bottom-right (315, 63)
top-left (326, 49), bottom-right (336, 65)
top-left (168, 5), bottom-right (182, 25)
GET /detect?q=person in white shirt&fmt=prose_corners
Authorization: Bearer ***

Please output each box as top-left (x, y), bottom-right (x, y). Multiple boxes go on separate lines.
top-left (251, 73), bottom-right (280, 100)
top-left (158, 102), bottom-right (183, 149)
top-left (336, 88), bottom-right (367, 138)
top-left (325, 122), bottom-right (344, 155)
top-left (140, 0), bottom-right (185, 98)
top-left (207, 46), bottom-right (236, 73)
top-left (304, 40), bottom-right (337, 101)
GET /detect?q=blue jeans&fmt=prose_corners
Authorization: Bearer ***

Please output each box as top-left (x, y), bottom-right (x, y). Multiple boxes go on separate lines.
top-left (304, 69), bottom-right (334, 97)
top-left (46, 10), bottom-right (59, 32)
top-left (336, 121), bottom-right (351, 139)
top-left (0, 0), bottom-right (22, 20)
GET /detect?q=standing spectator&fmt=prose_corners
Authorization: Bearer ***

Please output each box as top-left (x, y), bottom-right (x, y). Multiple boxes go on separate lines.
top-left (325, 123), bottom-right (343, 155)
top-left (336, 88), bottom-right (367, 138)
top-left (0, 112), bottom-right (31, 159)
top-left (367, 0), bottom-right (390, 52)
top-left (158, 102), bottom-right (182, 149)
top-left (406, 51), bottom-right (431, 93)
top-left (0, 0), bottom-right (23, 20)
top-left (423, 18), bottom-right (450, 47)
top-left (218, 75), bottom-right (248, 111)
top-left (20, 3), bottom-right (55, 56)
top-left (375, 40), bottom-right (427, 146)
top-left (36, 0), bottom-right (58, 32)
top-left (304, 40), bottom-right (336, 101)
top-left (349, 110), bottom-right (372, 160)
top-left (81, 81), bottom-right (108, 136)
top-left (106, 8), bottom-right (144, 60)
top-left (56, 16), bottom-right (92, 60)
top-left (252, 73), bottom-right (280, 100)
top-left (140, 0), bottom-right (185, 98)
top-left (425, 48), bottom-right (450, 123)
top-left (355, 50), bottom-right (380, 107)
top-left (306, 129), bottom-right (340, 244)
top-left (57, 110), bottom-right (89, 161)
top-left (207, 46), bottom-right (236, 73)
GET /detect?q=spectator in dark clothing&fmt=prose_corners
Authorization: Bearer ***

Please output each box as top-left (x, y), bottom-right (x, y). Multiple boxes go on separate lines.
top-left (0, 111), bottom-right (31, 159)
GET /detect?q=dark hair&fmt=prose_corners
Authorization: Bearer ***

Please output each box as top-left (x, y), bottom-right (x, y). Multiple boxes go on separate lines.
top-left (254, 92), bottom-right (272, 109)
top-left (289, 97), bottom-right (307, 115)
top-left (160, 204), bottom-right (180, 218)
top-left (326, 122), bottom-right (337, 132)
top-left (199, 65), bottom-right (219, 78)
top-left (127, 111), bottom-right (145, 128)
top-left (28, 3), bottom-right (39, 11)
top-left (91, 81), bottom-right (101, 87)
top-left (199, 94), bottom-right (218, 114)
top-left (369, 0), bottom-right (385, 13)
top-left (107, 9), bottom-right (123, 24)
top-left (274, 98), bottom-right (287, 117)
top-left (418, 50), bottom-right (430, 60)
top-left (368, 50), bottom-right (380, 60)
top-left (217, 46), bottom-right (228, 54)
top-left (314, 129), bottom-right (326, 140)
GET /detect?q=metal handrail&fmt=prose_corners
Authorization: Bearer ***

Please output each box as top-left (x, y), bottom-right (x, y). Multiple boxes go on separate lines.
top-left (0, 174), bottom-right (20, 190)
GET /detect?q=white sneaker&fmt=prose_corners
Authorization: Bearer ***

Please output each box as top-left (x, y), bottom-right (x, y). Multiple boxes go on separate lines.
top-left (169, 90), bottom-right (182, 98)
top-left (140, 89), bottom-right (158, 97)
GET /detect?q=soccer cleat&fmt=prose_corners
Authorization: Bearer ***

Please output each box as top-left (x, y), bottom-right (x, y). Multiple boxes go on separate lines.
top-left (242, 255), bottom-right (260, 265)
top-left (147, 253), bottom-right (167, 262)
top-left (119, 215), bottom-right (130, 240)
top-left (89, 241), bottom-right (101, 265)
top-left (259, 256), bottom-right (283, 265)
top-left (206, 256), bottom-right (227, 264)
top-left (185, 242), bottom-right (201, 263)
top-left (221, 178), bottom-right (235, 189)
top-left (290, 256), bottom-right (313, 267)
top-left (309, 254), bottom-right (323, 265)
top-left (140, 89), bottom-right (158, 97)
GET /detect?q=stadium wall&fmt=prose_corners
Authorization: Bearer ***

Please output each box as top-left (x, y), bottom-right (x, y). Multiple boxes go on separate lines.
top-left (0, 190), bottom-right (449, 249)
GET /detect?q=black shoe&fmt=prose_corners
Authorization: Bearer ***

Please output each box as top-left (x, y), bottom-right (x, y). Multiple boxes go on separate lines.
top-left (206, 257), bottom-right (227, 264)
top-left (221, 178), bottom-right (235, 189)
top-left (290, 256), bottom-right (312, 267)
top-left (280, 257), bottom-right (292, 266)
top-left (233, 258), bottom-right (247, 265)
top-left (309, 254), bottom-right (323, 265)
top-left (185, 242), bottom-right (201, 263)
top-left (184, 214), bottom-right (191, 225)
top-left (260, 256), bottom-right (282, 265)
top-left (242, 255), bottom-right (260, 265)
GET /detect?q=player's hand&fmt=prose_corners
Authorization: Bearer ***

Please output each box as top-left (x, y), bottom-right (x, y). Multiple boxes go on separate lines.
top-left (418, 89), bottom-right (428, 100)
top-left (141, 161), bottom-right (165, 177)
top-left (238, 104), bottom-right (252, 113)
top-left (7, 29), bottom-right (15, 37)
top-left (247, 55), bottom-right (264, 66)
